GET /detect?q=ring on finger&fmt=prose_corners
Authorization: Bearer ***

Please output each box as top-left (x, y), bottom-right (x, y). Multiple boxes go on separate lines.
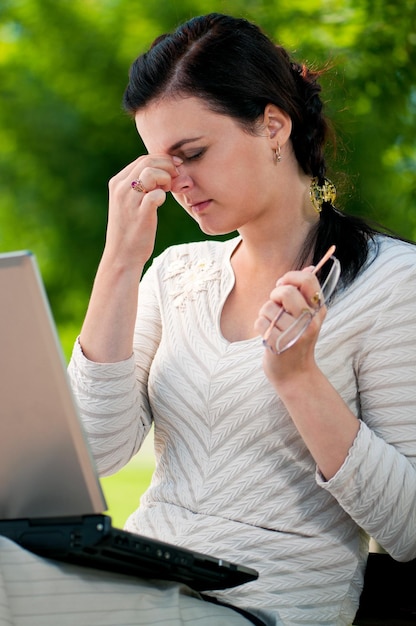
top-left (131, 179), bottom-right (147, 193)
top-left (311, 291), bottom-right (321, 307)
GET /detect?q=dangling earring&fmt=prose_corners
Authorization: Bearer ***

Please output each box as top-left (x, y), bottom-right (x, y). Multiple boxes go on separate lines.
top-left (274, 142), bottom-right (282, 164)
top-left (310, 177), bottom-right (337, 213)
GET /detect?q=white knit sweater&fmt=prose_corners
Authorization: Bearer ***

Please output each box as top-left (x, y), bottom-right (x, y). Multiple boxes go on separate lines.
top-left (68, 235), bottom-right (416, 626)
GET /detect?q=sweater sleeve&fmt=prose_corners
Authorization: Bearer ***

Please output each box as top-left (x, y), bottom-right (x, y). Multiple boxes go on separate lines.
top-left (67, 263), bottom-right (161, 477)
top-left (317, 256), bottom-right (416, 561)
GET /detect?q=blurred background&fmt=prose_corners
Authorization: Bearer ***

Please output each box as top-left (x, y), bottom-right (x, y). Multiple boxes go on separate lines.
top-left (1, 0), bottom-right (415, 525)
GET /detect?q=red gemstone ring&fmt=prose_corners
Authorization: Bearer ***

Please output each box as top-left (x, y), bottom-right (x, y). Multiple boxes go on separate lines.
top-left (131, 179), bottom-right (147, 193)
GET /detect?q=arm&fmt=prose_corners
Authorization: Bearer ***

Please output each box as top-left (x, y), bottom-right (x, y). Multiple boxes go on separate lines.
top-left (255, 267), bottom-right (360, 481)
top-left (68, 265), bottom-right (161, 476)
top-left (79, 154), bottom-right (179, 363)
top-left (318, 270), bottom-right (416, 561)
top-left (68, 154), bottom-right (181, 473)
top-left (255, 243), bottom-right (416, 560)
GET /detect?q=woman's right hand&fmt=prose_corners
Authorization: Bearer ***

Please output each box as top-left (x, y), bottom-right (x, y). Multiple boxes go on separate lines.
top-left (78, 153), bottom-right (182, 363)
top-left (104, 154), bottom-right (183, 269)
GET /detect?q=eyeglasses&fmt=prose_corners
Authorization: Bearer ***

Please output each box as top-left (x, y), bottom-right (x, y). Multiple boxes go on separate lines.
top-left (262, 246), bottom-right (341, 355)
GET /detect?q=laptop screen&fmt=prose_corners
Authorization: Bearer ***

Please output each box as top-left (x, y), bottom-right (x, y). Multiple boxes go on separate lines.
top-left (0, 251), bottom-right (106, 519)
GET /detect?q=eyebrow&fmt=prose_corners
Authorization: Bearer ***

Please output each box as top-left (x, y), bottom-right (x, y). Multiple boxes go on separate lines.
top-left (168, 136), bottom-right (204, 152)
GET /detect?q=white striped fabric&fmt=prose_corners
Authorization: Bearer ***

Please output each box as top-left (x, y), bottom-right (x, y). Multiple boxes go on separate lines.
top-left (67, 235), bottom-right (416, 626)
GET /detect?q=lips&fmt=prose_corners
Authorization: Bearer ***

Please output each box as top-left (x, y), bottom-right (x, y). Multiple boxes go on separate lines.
top-left (190, 199), bottom-right (211, 213)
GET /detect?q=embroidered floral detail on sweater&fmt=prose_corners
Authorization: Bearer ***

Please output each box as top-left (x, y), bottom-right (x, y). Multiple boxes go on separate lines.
top-left (164, 256), bottom-right (221, 309)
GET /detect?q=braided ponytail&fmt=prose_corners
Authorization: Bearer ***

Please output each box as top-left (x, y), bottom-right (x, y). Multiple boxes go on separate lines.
top-left (289, 61), bottom-right (329, 181)
top-left (287, 59), bottom-right (380, 284)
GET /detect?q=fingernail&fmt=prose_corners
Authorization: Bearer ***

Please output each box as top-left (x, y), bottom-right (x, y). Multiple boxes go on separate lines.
top-left (172, 156), bottom-right (183, 165)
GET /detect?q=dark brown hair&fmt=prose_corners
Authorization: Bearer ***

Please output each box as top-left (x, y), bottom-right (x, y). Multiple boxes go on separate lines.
top-left (124, 14), bottom-right (329, 180)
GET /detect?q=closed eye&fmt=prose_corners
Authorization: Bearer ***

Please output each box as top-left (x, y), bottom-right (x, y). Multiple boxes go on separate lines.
top-left (182, 148), bottom-right (206, 161)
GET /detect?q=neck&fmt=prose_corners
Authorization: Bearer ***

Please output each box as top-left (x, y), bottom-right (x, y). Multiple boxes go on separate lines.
top-left (237, 168), bottom-right (318, 270)
top-left (236, 219), bottom-right (317, 277)
top-left (234, 235), bottom-right (313, 288)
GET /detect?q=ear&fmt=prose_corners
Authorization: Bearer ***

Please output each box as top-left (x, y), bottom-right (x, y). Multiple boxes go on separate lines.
top-left (263, 104), bottom-right (292, 148)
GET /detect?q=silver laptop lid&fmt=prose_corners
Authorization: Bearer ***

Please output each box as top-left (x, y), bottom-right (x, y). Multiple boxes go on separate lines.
top-left (0, 251), bottom-right (106, 519)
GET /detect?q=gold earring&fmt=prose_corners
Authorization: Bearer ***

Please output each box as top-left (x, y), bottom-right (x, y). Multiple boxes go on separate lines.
top-left (274, 143), bottom-right (282, 164)
top-left (310, 177), bottom-right (336, 213)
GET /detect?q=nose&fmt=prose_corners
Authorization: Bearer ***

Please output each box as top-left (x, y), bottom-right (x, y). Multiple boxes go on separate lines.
top-left (171, 171), bottom-right (193, 195)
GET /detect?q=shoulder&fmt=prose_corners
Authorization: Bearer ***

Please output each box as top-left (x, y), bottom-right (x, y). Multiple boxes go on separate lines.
top-left (367, 235), bottom-right (416, 272)
top-left (353, 235), bottom-right (416, 289)
top-left (335, 235), bottom-right (416, 309)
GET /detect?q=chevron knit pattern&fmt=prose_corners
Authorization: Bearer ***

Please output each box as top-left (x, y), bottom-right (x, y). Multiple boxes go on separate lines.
top-left (68, 235), bottom-right (416, 626)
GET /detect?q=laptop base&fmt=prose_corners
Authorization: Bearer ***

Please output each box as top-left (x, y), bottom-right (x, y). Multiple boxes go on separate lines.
top-left (0, 514), bottom-right (258, 591)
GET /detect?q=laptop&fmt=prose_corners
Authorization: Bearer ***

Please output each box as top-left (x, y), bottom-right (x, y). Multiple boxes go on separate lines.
top-left (0, 250), bottom-right (258, 591)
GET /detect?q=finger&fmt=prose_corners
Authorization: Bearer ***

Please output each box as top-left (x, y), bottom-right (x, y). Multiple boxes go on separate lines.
top-left (256, 291), bottom-right (313, 344)
top-left (132, 166), bottom-right (175, 193)
top-left (255, 307), bottom-right (296, 339)
top-left (275, 271), bottom-right (323, 309)
top-left (131, 154), bottom-right (180, 176)
top-left (112, 154), bottom-right (181, 194)
top-left (142, 188), bottom-right (167, 208)
top-left (269, 284), bottom-right (314, 320)
top-left (130, 153), bottom-right (183, 193)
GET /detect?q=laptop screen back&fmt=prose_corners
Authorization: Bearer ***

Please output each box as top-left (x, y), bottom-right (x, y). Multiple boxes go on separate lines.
top-left (0, 251), bottom-right (106, 519)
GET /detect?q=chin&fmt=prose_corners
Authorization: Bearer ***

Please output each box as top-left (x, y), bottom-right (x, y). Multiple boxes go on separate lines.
top-left (199, 226), bottom-right (234, 237)
top-left (196, 219), bottom-right (237, 237)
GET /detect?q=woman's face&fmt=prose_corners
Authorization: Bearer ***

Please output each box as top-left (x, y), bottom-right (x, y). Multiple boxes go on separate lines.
top-left (135, 96), bottom-right (287, 236)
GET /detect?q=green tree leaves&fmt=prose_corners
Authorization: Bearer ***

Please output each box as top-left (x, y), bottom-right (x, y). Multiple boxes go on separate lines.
top-left (1, 0), bottom-right (415, 345)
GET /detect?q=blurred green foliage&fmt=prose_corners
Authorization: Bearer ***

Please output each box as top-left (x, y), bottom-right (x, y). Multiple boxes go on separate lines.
top-left (1, 0), bottom-right (415, 351)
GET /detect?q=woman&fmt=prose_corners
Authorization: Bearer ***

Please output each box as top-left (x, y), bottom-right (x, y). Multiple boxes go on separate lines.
top-left (67, 13), bottom-right (416, 626)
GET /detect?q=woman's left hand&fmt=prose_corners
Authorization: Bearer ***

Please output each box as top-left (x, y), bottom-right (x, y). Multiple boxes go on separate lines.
top-left (254, 267), bottom-right (327, 386)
